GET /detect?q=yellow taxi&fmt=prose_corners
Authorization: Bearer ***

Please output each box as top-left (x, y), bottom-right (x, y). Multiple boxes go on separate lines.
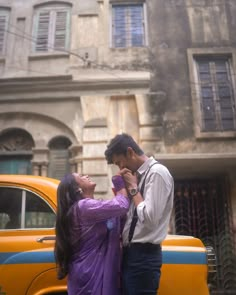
top-left (0, 175), bottom-right (214, 295)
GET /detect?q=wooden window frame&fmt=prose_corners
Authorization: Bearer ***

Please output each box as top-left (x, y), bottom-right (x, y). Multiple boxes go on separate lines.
top-left (188, 48), bottom-right (236, 139)
top-left (32, 3), bottom-right (71, 53)
top-left (0, 8), bottom-right (10, 56)
top-left (110, 2), bottom-right (148, 48)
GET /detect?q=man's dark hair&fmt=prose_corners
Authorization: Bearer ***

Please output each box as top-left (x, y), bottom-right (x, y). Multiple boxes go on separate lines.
top-left (104, 133), bottom-right (144, 164)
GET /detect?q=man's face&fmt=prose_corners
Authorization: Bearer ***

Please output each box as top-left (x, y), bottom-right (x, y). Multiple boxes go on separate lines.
top-left (112, 152), bottom-right (134, 171)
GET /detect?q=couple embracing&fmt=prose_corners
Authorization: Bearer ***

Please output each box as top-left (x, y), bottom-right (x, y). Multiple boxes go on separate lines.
top-left (54, 133), bottom-right (174, 295)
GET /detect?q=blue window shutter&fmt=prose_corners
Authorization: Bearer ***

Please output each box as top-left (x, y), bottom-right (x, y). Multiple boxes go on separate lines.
top-left (130, 5), bottom-right (144, 46)
top-left (112, 5), bottom-right (126, 47)
top-left (112, 4), bottom-right (145, 48)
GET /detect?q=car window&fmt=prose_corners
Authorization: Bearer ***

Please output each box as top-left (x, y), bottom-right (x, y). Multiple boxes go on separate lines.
top-left (0, 212), bottom-right (10, 229)
top-left (0, 187), bottom-right (22, 229)
top-left (25, 191), bottom-right (55, 228)
top-left (0, 186), bottom-right (56, 230)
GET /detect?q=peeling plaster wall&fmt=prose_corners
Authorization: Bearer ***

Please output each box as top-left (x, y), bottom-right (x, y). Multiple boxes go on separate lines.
top-left (147, 0), bottom-right (236, 154)
top-left (147, 0), bottom-right (236, 253)
top-left (0, 0), bottom-right (150, 78)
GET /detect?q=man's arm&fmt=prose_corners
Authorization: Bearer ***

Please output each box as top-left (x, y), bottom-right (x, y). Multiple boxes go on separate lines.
top-left (119, 168), bottom-right (143, 207)
top-left (121, 166), bottom-right (173, 228)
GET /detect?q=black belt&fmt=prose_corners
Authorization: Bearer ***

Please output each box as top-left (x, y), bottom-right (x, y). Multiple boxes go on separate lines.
top-left (123, 242), bottom-right (161, 251)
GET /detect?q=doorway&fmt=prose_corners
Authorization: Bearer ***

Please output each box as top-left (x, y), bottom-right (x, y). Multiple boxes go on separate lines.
top-left (174, 178), bottom-right (236, 294)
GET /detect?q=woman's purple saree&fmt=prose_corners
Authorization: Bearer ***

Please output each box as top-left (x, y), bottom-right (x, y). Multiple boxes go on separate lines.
top-left (67, 194), bottom-right (129, 295)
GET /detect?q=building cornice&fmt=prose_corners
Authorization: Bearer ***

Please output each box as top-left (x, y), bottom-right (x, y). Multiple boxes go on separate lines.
top-left (0, 74), bottom-right (150, 99)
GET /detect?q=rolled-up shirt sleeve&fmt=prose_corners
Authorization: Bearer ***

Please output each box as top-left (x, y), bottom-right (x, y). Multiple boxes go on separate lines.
top-left (136, 168), bottom-right (173, 228)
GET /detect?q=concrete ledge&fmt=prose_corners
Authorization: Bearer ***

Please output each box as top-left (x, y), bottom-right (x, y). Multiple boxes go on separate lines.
top-left (155, 153), bottom-right (236, 176)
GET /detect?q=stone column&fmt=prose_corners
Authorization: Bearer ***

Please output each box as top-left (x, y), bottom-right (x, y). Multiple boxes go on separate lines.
top-left (31, 148), bottom-right (49, 176)
top-left (41, 163), bottom-right (48, 177)
top-left (136, 93), bottom-right (166, 154)
top-left (32, 163), bottom-right (40, 176)
top-left (69, 144), bottom-right (83, 173)
top-left (80, 95), bottom-right (110, 199)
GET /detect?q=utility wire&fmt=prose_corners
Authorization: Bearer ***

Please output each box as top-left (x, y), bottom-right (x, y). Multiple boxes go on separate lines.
top-left (4, 19), bottom-right (149, 78)
top-left (2, 19), bottom-right (236, 87)
top-left (6, 26), bottom-right (236, 85)
top-left (5, 27), bottom-right (139, 81)
top-left (3, 65), bottom-right (60, 76)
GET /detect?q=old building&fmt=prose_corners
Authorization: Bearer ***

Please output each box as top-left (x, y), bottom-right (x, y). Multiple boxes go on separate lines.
top-left (0, 0), bottom-right (151, 192)
top-left (0, 0), bottom-right (236, 293)
top-left (147, 0), bottom-right (236, 293)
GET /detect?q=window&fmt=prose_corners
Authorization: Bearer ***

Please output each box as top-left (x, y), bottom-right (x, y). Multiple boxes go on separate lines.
top-left (48, 136), bottom-right (71, 180)
top-left (0, 188), bottom-right (21, 229)
top-left (111, 3), bottom-right (146, 48)
top-left (195, 57), bottom-right (236, 132)
top-left (0, 187), bottom-right (55, 230)
top-left (0, 8), bottom-right (9, 55)
top-left (25, 190), bottom-right (55, 228)
top-left (33, 3), bottom-right (71, 52)
top-left (188, 49), bottom-right (236, 138)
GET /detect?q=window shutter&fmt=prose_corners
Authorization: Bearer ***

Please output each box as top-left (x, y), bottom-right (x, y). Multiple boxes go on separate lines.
top-left (198, 61), bottom-right (217, 131)
top-left (201, 86), bottom-right (217, 131)
top-left (35, 11), bottom-right (50, 51)
top-left (48, 150), bottom-right (70, 180)
top-left (54, 10), bottom-right (68, 49)
top-left (216, 61), bottom-right (235, 131)
top-left (112, 5), bottom-right (126, 47)
top-left (112, 4), bottom-right (145, 48)
top-left (0, 13), bottom-right (8, 54)
top-left (218, 85), bottom-right (235, 130)
top-left (130, 5), bottom-right (144, 46)
top-left (197, 58), bottom-right (236, 132)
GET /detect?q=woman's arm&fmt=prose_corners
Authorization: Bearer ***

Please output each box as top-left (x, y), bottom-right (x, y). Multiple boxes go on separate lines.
top-left (78, 175), bottom-right (129, 222)
top-left (78, 193), bottom-right (129, 222)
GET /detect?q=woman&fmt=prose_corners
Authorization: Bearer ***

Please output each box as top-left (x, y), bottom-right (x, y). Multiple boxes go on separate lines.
top-left (54, 173), bottom-right (129, 295)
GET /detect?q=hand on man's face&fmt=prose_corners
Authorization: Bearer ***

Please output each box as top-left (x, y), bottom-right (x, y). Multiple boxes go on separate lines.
top-left (119, 168), bottom-right (138, 188)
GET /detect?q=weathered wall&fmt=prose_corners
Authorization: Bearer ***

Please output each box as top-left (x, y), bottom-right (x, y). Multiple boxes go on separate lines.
top-left (0, 0), bottom-right (149, 78)
top-left (147, 0), bottom-right (236, 153)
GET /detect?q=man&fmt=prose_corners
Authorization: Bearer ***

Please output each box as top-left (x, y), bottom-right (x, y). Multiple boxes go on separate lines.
top-left (104, 133), bottom-right (174, 295)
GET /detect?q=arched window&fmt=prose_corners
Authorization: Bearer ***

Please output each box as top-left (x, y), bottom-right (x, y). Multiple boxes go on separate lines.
top-left (48, 136), bottom-right (71, 179)
top-left (0, 128), bottom-right (34, 174)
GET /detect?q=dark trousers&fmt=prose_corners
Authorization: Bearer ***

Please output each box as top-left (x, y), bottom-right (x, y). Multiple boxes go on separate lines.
top-left (122, 243), bottom-right (162, 295)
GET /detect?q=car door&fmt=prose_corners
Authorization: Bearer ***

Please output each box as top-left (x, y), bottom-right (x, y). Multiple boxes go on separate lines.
top-left (0, 185), bottom-right (57, 295)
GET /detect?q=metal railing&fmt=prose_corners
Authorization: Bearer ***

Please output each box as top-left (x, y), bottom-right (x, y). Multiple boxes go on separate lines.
top-left (174, 179), bottom-right (236, 294)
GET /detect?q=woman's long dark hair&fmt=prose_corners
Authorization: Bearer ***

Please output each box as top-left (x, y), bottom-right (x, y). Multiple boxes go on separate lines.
top-left (54, 174), bottom-right (83, 280)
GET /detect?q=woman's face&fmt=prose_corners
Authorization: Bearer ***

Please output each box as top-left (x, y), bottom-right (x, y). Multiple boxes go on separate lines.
top-left (73, 173), bottom-right (96, 197)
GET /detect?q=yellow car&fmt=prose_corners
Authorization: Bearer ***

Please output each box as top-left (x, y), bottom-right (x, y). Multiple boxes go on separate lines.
top-left (0, 175), bottom-right (214, 295)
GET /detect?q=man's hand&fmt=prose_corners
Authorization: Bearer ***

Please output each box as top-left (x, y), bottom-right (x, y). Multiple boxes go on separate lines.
top-left (120, 168), bottom-right (143, 206)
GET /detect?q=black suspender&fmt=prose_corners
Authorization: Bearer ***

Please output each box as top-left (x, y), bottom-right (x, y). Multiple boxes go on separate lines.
top-left (128, 161), bottom-right (158, 244)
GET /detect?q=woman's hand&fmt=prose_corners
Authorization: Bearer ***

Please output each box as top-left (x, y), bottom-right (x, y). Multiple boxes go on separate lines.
top-left (112, 175), bottom-right (128, 197)
top-left (119, 168), bottom-right (138, 190)
top-left (112, 175), bottom-right (125, 191)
